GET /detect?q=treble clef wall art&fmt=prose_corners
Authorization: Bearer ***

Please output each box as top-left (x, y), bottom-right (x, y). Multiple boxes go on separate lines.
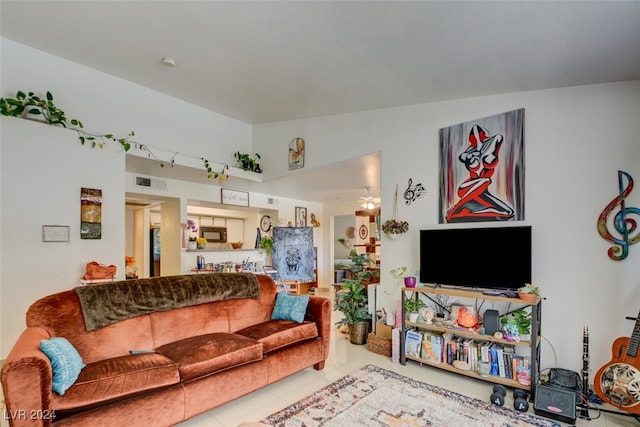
top-left (403, 178), bottom-right (427, 205)
top-left (597, 170), bottom-right (640, 261)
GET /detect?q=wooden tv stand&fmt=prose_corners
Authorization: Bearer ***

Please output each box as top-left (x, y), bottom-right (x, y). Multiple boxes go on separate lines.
top-left (400, 286), bottom-right (541, 396)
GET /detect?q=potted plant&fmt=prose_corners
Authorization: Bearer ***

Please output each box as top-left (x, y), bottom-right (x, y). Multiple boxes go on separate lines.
top-left (501, 308), bottom-right (532, 340)
top-left (334, 280), bottom-right (372, 345)
top-left (383, 184), bottom-right (409, 238)
top-left (0, 90), bottom-right (70, 125)
top-left (404, 297), bottom-right (427, 322)
top-left (186, 219), bottom-right (198, 250)
top-left (259, 236), bottom-right (273, 255)
top-left (518, 283), bottom-right (540, 302)
top-left (234, 151), bottom-right (262, 172)
top-left (347, 250), bottom-right (378, 284)
top-left (381, 219), bottom-right (409, 237)
top-left (390, 266), bottom-right (417, 288)
top-left (196, 237), bottom-right (208, 249)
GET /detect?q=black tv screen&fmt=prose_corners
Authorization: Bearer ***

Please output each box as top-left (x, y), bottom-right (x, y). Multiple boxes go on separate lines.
top-left (419, 226), bottom-right (531, 290)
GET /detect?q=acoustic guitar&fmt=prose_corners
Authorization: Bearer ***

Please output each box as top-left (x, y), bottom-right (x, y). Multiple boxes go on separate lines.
top-left (594, 309), bottom-right (640, 412)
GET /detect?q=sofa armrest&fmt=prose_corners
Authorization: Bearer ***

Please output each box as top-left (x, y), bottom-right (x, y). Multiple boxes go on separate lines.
top-left (1, 327), bottom-right (54, 427)
top-left (305, 296), bottom-right (331, 360)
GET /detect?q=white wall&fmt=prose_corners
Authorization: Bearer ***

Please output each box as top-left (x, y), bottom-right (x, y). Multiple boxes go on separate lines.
top-left (334, 215), bottom-right (355, 259)
top-left (1, 117), bottom-right (125, 356)
top-left (253, 81), bottom-right (640, 374)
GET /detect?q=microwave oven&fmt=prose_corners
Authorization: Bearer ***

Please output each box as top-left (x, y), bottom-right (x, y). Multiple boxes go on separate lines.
top-left (200, 227), bottom-right (227, 243)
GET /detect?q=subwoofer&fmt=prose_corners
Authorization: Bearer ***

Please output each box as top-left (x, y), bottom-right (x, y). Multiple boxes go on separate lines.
top-left (534, 384), bottom-right (577, 425)
top-left (483, 309), bottom-right (500, 335)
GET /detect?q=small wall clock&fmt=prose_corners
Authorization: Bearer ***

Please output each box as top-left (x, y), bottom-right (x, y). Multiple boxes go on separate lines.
top-left (359, 224), bottom-right (369, 239)
top-left (260, 215), bottom-right (272, 232)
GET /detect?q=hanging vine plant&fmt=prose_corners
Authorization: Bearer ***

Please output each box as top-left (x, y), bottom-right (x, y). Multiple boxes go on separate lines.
top-left (382, 184), bottom-right (409, 238)
top-left (0, 90), bottom-right (229, 182)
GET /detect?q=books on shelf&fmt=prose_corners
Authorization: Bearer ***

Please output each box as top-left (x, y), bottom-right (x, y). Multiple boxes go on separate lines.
top-left (404, 328), bottom-right (532, 386)
top-left (405, 330), bottom-right (422, 357)
top-left (496, 347), bottom-right (506, 377)
top-left (421, 333), bottom-right (443, 363)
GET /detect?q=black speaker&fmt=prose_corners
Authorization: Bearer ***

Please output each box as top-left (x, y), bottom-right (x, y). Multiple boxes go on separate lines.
top-left (534, 384), bottom-right (577, 425)
top-left (483, 309), bottom-right (500, 335)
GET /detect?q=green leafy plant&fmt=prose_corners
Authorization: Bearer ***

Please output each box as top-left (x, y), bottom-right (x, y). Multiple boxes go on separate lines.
top-left (0, 90), bottom-right (229, 182)
top-left (389, 266), bottom-right (411, 279)
top-left (518, 283), bottom-right (540, 295)
top-left (346, 250), bottom-right (379, 283)
top-left (382, 219), bottom-right (409, 235)
top-left (404, 297), bottom-right (427, 314)
top-left (234, 151), bottom-right (262, 173)
top-left (0, 90), bottom-right (69, 126)
top-left (500, 308), bottom-right (532, 335)
top-left (259, 236), bottom-right (273, 255)
top-left (334, 280), bottom-right (371, 327)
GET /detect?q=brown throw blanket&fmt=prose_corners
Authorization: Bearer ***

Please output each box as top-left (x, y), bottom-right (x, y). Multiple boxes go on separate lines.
top-left (74, 273), bottom-right (259, 331)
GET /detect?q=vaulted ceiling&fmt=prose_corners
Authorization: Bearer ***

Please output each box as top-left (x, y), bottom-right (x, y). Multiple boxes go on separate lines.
top-left (2, 1), bottom-right (639, 203)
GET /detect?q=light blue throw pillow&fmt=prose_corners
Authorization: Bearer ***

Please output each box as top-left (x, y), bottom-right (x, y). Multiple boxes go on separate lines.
top-left (40, 337), bottom-right (86, 395)
top-left (271, 292), bottom-right (310, 323)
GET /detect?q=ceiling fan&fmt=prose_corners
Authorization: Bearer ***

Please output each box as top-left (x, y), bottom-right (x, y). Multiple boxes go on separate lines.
top-left (359, 187), bottom-right (380, 210)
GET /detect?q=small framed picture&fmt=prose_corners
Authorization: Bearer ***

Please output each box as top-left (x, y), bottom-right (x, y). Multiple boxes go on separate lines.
top-left (43, 225), bottom-right (70, 242)
top-left (221, 188), bottom-right (250, 207)
top-left (295, 206), bottom-right (307, 227)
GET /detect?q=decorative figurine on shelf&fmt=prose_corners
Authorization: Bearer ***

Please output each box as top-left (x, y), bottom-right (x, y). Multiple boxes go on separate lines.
top-left (420, 308), bottom-right (435, 325)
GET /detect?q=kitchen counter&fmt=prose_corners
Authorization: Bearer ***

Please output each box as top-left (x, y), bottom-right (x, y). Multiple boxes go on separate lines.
top-left (182, 248), bottom-right (266, 275)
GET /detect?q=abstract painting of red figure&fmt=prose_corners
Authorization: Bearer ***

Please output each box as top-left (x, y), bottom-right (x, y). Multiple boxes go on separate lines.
top-left (439, 109), bottom-right (525, 223)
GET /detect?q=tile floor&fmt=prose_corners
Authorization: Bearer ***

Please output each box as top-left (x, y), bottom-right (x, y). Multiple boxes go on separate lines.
top-left (1, 289), bottom-right (636, 427)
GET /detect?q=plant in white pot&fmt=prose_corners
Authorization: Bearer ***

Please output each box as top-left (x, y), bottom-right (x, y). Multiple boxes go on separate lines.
top-left (404, 297), bottom-right (427, 323)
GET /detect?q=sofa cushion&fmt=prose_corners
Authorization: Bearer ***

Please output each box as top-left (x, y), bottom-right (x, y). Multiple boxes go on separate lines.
top-left (40, 337), bottom-right (86, 395)
top-left (51, 352), bottom-right (180, 411)
top-left (155, 333), bottom-right (263, 382)
top-left (271, 292), bottom-right (309, 323)
top-left (235, 320), bottom-right (318, 353)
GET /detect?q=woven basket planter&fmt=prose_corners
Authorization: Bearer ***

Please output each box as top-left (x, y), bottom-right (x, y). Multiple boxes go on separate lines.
top-left (367, 333), bottom-right (392, 356)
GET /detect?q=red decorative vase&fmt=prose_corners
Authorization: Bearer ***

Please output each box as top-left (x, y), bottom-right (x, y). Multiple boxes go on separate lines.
top-left (404, 277), bottom-right (417, 288)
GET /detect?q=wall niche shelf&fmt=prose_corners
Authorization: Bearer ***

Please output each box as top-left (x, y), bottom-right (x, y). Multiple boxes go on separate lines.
top-left (400, 286), bottom-right (541, 396)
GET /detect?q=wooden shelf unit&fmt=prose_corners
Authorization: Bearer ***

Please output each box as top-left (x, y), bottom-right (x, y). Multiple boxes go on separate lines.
top-left (400, 286), bottom-right (541, 396)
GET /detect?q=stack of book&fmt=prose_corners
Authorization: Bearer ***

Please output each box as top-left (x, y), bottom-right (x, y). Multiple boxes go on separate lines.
top-left (404, 329), bottom-right (531, 384)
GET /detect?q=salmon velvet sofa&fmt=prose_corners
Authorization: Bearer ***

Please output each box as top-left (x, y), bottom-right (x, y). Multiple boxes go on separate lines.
top-left (1, 273), bottom-right (331, 426)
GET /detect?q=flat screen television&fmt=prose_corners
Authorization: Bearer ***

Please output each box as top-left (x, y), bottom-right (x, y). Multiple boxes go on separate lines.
top-left (419, 226), bottom-right (531, 291)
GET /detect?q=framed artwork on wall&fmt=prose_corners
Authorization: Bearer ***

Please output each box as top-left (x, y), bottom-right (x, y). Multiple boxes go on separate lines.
top-left (295, 206), bottom-right (307, 227)
top-left (221, 188), bottom-right (249, 207)
top-left (272, 226), bottom-right (315, 282)
top-left (439, 108), bottom-right (525, 223)
top-left (42, 225), bottom-right (70, 242)
top-left (80, 187), bottom-right (102, 239)
top-left (288, 137), bottom-right (305, 170)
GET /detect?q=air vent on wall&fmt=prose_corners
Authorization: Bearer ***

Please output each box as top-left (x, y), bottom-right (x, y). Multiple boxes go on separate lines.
top-left (134, 176), bottom-right (167, 190)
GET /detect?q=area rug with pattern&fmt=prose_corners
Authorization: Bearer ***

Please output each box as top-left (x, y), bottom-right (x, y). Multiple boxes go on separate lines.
top-left (261, 364), bottom-right (561, 426)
